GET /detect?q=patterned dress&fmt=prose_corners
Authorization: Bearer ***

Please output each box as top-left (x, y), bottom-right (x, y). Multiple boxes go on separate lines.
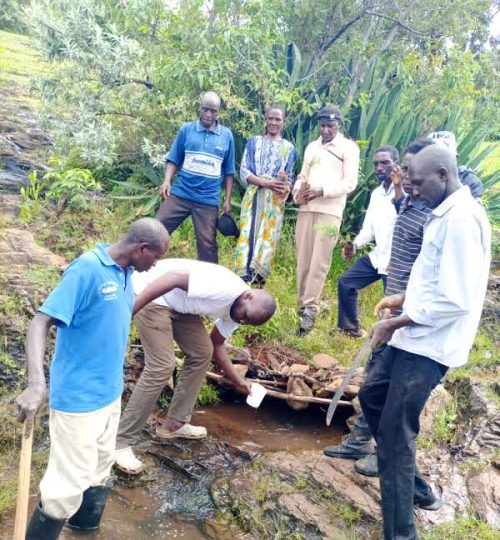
top-left (234, 135), bottom-right (297, 282)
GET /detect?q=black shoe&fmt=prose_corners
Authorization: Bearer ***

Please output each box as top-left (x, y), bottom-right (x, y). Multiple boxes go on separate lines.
top-left (26, 503), bottom-right (65, 540)
top-left (324, 434), bottom-right (375, 460)
top-left (68, 485), bottom-right (111, 530)
top-left (354, 454), bottom-right (379, 477)
top-left (330, 327), bottom-right (368, 339)
top-left (297, 309), bottom-right (315, 335)
top-left (415, 498), bottom-right (444, 511)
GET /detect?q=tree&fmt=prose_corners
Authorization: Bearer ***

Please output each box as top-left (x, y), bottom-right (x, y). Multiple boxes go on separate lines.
top-left (27, 0), bottom-right (498, 206)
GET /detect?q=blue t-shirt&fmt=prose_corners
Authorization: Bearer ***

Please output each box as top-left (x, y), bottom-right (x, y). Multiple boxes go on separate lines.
top-left (39, 244), bottom-right (134, 413)
top-left (168, 120), bottom-right (235, 207)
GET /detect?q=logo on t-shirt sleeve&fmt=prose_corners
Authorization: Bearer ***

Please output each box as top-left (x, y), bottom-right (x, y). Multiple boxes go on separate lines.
top-left (99, 281), bottom-right (119, 301)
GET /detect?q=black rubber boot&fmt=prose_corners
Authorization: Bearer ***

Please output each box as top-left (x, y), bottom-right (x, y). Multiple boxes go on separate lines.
top-left (324, 414), bottom-right (375, 459)
top-left (68, 485), bottom-right (111, 530)
top-left (354, 454), bottom-right (379, 477)
top-left (25, 503), bottom-right (65, 540)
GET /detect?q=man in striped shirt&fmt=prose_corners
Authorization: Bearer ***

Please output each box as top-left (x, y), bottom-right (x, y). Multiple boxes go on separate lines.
top-left (324, 138), bottom-right (436, 483)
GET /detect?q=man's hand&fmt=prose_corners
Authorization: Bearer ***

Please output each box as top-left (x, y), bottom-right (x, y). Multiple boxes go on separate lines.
top-left (222, 198), bottom-right (232, 214)
top-left (369, 319), bottom-right (398, 349)
top-left (374, 293), bottom-right (405, 317)
top-left (303, 188), bottom-right (323, 202)
top-left (234, 378), bottom-right (252, 396)
top-left (16, 384), bottom-right (46, 435)
top-left (390, 165), bottom-right (402, 186)
top-left (342, 241), bottom-right (356, 261)
top-left (160, 179), bottom-right (171, 200)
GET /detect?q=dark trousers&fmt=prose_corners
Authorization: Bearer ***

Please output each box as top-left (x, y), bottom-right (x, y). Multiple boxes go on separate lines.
top-left (337, 255), bottom-right (387, 331)
top-left (156, 194), bottom-right (219, 263)
top-left (359, 346), bottom-right (448, 540)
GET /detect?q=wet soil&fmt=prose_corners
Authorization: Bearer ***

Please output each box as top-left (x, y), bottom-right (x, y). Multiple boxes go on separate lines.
top-left (0, 397), bottom-right (347, 539)
top-left (192, 394), bottom-right (348, 453)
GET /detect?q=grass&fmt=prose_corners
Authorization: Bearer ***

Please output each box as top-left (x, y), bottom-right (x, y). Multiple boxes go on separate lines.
top-left (0, 30), bottom-right (47, 87)
top-left (420, 516), bottom-right (500, 540)
top-left (418, 400), bottom-right (458, 450)
top-left (480, 141), bottom-right (500, 178)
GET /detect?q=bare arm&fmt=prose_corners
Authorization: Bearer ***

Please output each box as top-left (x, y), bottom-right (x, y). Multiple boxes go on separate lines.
top-left (370, 314), bottom-right (413, 349)
top-left (16, 312), bottom-right (54, 433)
top-left (210, 327), bottom-right (251, 395)
top-left (133, 270), bottom-right (189, 315)
top-left (160, 162), bottom-right (178, 200)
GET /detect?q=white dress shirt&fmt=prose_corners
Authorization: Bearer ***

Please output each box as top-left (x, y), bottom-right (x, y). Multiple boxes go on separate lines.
top-left (390, 187), bottom-right (491, 368)
top-left (353, 183), bottom-right (397, 274)
top-left (132, 259), bottom-right (248, 338)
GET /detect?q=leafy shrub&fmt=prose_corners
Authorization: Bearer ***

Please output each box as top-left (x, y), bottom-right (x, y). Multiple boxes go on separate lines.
top-left (44, 168), bottom-right (101, 210)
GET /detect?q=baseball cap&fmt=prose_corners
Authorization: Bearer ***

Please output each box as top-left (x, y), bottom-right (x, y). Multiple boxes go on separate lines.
top-left (217, 213), bottom-right (239, 237)
top-left (317, 106), bottom-right (342, 123)
top-left (428, 131), bottom-right (458, 155)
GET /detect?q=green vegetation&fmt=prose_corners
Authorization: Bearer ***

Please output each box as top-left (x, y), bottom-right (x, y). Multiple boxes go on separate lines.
top-left (0, 0), bottom-right (28, 33)
top-left (196, 382), bottom-right (221, 406)
top-left (44, 167), bottom-right (101, 211)
top-left (418, 401), bottom-right (458, 450)
top-left (420, 516), bottom-right (500, 540)
top-left (19, 170), bottom-right (46, 223)
top-left (0, 1), bottom-right (499, 534)
top-left (0, 29), bottom-right (45, 88)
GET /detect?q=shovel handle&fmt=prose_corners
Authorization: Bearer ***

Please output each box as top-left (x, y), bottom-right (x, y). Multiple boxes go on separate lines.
top-left (13, 421), bottom-right (34, 540)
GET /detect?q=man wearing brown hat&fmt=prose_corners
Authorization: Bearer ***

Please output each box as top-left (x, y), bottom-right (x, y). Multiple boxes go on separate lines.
top-left (293, 106), bottom-right (360, 334)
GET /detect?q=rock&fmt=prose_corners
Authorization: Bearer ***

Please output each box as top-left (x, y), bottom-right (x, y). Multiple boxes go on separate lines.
top-left (278, 493), bottom-right (342, 539)
top-left (467, 466), bottom-right (500, 529)
top-left (315, 383), bottom-right (359, 399)
top-left (265, 451), bottom-right (381, 518)
top-left (455, 378), bottom-right (498, 420)
top-left (312, 353), bottom-right (338, 370)
top-left (289, 363), bottom-right (310, 374)
top-left (286, 377), bottom-right (312, 411)
top-left (233, 364), bottom-right (248, 378)
top-left (0, 228), bottom-right (66, 272)
top-left (419, 385), bottom-right (452, 440)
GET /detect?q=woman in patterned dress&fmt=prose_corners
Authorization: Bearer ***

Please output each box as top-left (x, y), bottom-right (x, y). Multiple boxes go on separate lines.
top-left (234, 105), bottom-right (297, 285)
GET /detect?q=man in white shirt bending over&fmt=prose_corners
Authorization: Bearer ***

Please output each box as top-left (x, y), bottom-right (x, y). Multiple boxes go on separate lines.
top-left (360, 146), bottom-right (491, 540)
top-left (114, 259), bottom-right (276, 475)
top-left (334, 145), bottom-right (399, 338)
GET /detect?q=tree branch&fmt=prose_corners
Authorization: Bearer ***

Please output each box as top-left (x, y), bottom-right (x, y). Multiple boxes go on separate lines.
top-left (130, 78), bottom-right (155, 89)
top-left (365, 11), bottom-right (427, 36)
top-left (305, 3), bottom-right (369, 77)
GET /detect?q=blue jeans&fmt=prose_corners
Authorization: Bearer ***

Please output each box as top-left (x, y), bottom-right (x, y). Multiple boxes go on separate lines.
top-left (359, 346), bottom-right (448, 540)
top-left (337, 255), bottom-right (387, 331)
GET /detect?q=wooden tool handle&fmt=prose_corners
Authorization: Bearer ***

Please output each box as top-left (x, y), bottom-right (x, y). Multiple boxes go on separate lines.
top-left (13, 421), bottom-right (34, 540)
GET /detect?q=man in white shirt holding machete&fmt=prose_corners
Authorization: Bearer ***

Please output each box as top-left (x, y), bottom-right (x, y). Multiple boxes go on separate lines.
top-left (360, 146), bottom-right (491, 540)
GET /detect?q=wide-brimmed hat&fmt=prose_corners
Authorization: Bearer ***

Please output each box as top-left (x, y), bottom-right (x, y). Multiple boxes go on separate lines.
top-left (217, 213), bottom-right (239, 237)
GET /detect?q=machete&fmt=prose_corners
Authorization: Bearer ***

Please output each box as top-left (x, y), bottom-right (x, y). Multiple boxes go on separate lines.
top-left (326, 309), bottom-right (391, 426)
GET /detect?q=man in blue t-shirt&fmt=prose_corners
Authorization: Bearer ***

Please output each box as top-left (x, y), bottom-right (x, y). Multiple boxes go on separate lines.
top-left (156, 90), bottom-right (235, 263)
top-left (17, 218), bottom-right (169, 540)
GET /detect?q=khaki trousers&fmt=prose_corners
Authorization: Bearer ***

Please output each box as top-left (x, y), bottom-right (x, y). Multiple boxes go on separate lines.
top-left (116, 303), bottom-right (213, 448)
top-left (40, 397), bottom-right (121, 519)
top-left (296, 211), bottom-right (341, 315)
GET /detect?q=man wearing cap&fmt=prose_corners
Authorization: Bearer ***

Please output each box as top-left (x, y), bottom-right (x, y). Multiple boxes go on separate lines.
top-left (157, 91), bottom-right (236, 263)
top-left (293, 105), bottom-right (360, 334)
top-left (114, 258), bottom-right (276, 475)
top-left (333, 145), bottom-right (399, 338)
top-left (428, 131), bottom-right (483, 198)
